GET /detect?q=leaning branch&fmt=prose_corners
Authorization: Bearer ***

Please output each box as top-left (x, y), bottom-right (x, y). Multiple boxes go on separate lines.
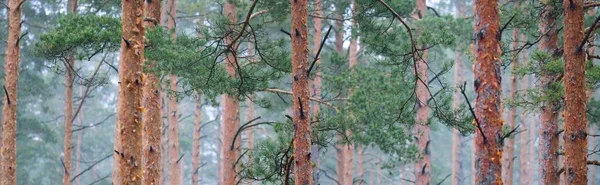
top-left (460, 81), bottom-right (487, 143)
top-left (70, 154), bottom-right (112, 182)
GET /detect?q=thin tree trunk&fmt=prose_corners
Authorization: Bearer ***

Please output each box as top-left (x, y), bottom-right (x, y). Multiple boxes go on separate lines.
top-left (590, 124), bottom-right (598, 185)
top-left (334, 7), bottom-right (346, 185)
top-left (62, 1), bottom-right (78, 184)
top-left (142, 0), bottom-right (163, 183)
top-left (160, 89), bottom-right (169, 184)
top-left (75, 86), bottom-right (84, 185)
top-left (563, 0), bottom-right (588, 183)
top-left (291, 0), bottom-right (312, 184)
top-left (414, 0), bottom-right (430, 184)
top-left (344, 1), bottom-right (359, 184)
top-left (538, 0), bottom-right (560, 184)
top-left (222, 1), bottom-right (241, 185)
top-left (191, 94), bottom-right (202, 185)
top-left (473, 0), bottom-right (503, 183)
top-left (501, 28), bottom-right (519, 185)
top-left (310, 0), bottom-right (323, 183)
top-left (165, 0), bottom-right (181, 184)
top-left (1, 2), bottom-right (22, 184)
top-left (112, 0), bottom-right (145, 184)
top-left (451, 51), bottom-right (464, 185)
top-left (519, 78), bottom-right (530, 185)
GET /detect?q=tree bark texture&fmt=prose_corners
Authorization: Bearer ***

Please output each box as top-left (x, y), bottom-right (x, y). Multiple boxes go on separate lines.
top-left (414, 0), bottom-right (430, 184)
top-left (473, 0), bottom-right (503, 184)
top-left (563, 0), bottom-right (588, 183)
top-left (191, 95), bottom-right (202, 185)
top-left (142, 0), bottom-right (163, 184)
top-left (1, 0), bottom-right (22, 184)
top-left (291, 0), bottom-right (312, 184)
top-left (112, 0), bottom-right (145, 184)
top-left (222, 1), bottom-right (241, 185)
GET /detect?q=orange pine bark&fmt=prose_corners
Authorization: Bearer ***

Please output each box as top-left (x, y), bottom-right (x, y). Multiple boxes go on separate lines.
top-left (290, 0), bottom-right (312, 184)
top-left (62, 1), bottom-right (78, 184)
top-left (562, 0), bottom-right (588, 183)
top-left (191, 95), bottom-right (202, 185)
top-left (1, 0), bottom-right (22, 184)
top-left (538, 0), bottom-right (560, 184)
top-left (310, 0), bottom-right (323, 183)
top-left (142, 0), bottom-right (163, 184)
top-left (473, 0), bottom-right (503, 183)
top-left (414, 0), bottom-right (430, 184)
top-left (222, 1), bottom-right (241, 185)
top-left (112, 0), bottom-right (145, 184)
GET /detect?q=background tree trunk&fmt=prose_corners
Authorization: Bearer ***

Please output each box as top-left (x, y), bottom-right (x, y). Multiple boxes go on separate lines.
top-left (62, 0), bottom-right (78, 184)
top-left (451, 50), bottom-right (464, 185)
top-left (502, 27), bottom-right (519, 185)
top-left (165, 0), bottom-right (181, 184)
top-left (142, 0), bottom-right (163, 183)
top-left (414, 0), bottom-right (431, 184)
top-left (112, 0), bottom-right (145, 184)
top-left (562, 0), bottom-right (588, 183)
top-left (191, 94), bottom-right (202, 185)
top-left (310, 0), bottom-right (323, 183)
top-left (473, 0), bottom-right (503, 183)
top-left (222, 1), bottom-right (241, 185)
top-left (75, 86), bottom-right (84, 185)
top-left (291, 0), bottom-right (312, 184)
top-left (1, 0), bottom-right (23, 184)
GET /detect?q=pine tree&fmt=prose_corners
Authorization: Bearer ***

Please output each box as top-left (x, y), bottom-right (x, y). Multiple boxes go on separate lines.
top-left (164, 0), bottom-right (181, 184)
top-left (142, 0), bottom-right (163, 183)
top-left (1, 0), bottom-right (23, 184)
top-left (414, 0), bottom-right (431, 183)
top-left (113, 0), bottom-right (145, 183)
top-left (310, 0), bottom-right (323, 183)
top-left (562, 0), bottom-right (588, 183)
top-left (502, 17), bottom-right (519, 185)
top-left (291, 0), bottom-right (312, 184)
top-left (473, 0), bottom-right (503, 183)
top-left (62, 0), bottom-right (78, 184)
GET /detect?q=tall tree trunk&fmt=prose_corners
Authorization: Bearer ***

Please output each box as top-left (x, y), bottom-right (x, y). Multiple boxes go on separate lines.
top-left (160, 89), bottom-right (169, 184)
top-left (75, 86), bottom-right (84, 185)
top-left (1, 1), bottom-right (22, 184)
top-left (222, 1), bottom-right (241, 185)
top-left (191, 94), bottom-right (202, 185)
top-left (538, 0), bottom-right (560, 184)
top-left (142, 0), bottom-right (163, 183)
top-left (519, 69), bottom-right (531, 185)
top-left (502, 28), bottom-right (519, 185)
top-left (451, 52), bottom-right (464, 185)
top-left (344, 1), bottom-right (359, 184)
top-left (165, 0), bottom-right (181, 184)
top-left (334, 7), bottom-right (346, 185)
top-left (62, 1), bottom-right (78, 184)
top-left (563, 0), bottom-right (588, 183)
top-left (290, 0), bottom-right (312, 184)
top-left (414, 0), bottom-right (430, 184)
top-left (473, 0), bottom-right (503, 183)
top-left (112, 0), bottom-right (145, 184)
top-left (310, 0), bottom-right (323, 183)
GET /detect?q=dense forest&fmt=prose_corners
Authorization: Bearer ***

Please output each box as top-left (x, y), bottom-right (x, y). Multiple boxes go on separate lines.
top-left (0, 0), bottom-right (599, 184)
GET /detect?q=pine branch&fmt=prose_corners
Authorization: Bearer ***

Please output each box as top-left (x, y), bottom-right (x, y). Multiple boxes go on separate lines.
top-left (307, 25), bottom-right (333, 77)
top-left (460, 81), bottom-right (487, 143)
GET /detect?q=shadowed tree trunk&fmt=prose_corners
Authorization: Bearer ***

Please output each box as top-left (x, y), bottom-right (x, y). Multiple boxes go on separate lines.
top-left (1, 0), bottom-right (23, 184)
top-left (414, 0), bottom-right (430, 184)
top-left (538, 0), bottom-right (560, 184)
top-left (563, 0), bottom-right (588, 183)
top-left (473, 0), bottom-right (503, 183)
top-left (62, 0), bottom-right (78, 184)
top-left (142, 0), bottom-right (163, 183)
top-left (310, 0), bottom-right (323, 183)
top-left (222, 1), bottom-right (241, 185)
top-left (291, 0), bottom-right (312, 184)
top-left (112, 0), bottom-right (145, 184)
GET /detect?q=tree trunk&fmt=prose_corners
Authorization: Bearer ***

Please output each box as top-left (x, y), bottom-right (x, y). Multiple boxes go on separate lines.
top-left (62, 1), bottom-right (78, 184)
top-left (160, 89), bottom-right (169, 184)
top-left (473, 0), bottom-right (503, 183)
top-left (519, 68), bottom-right (531, 185)
top-left (112, 0), bottom-right (145, 184)
top-left (334, 8), bottom-right (346, 185)
top-left (1, 1), bottom-right (22, 184)
top-left (142, 0), bottom-right (163, 183)
top-left (502, 28), bottom-right (519, 185)
top-left (191, 94), bottom-right (202, 185)
top-left (357, 146), bottom-right (364, 183)
top-left (164, 0), bottom-right (181, 184)
top-left (562, 0), bottom-right (588, 183)
top-left (75, 86), bottom-right (84, 185)
top-left (451, 52), bottom-right (464, 185)
top-left (414, 0), bottom-right (430, 184)
top-left (222, 1), bottom-right (241, 185)
top-left (538, 0), bottom-right (560, 184)
top-left (291, 0), bottom-right (312, 184)
top-left (310, 0), bottom-right (323, 183)
top-left (343, 1), bottom-right (359, 184)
